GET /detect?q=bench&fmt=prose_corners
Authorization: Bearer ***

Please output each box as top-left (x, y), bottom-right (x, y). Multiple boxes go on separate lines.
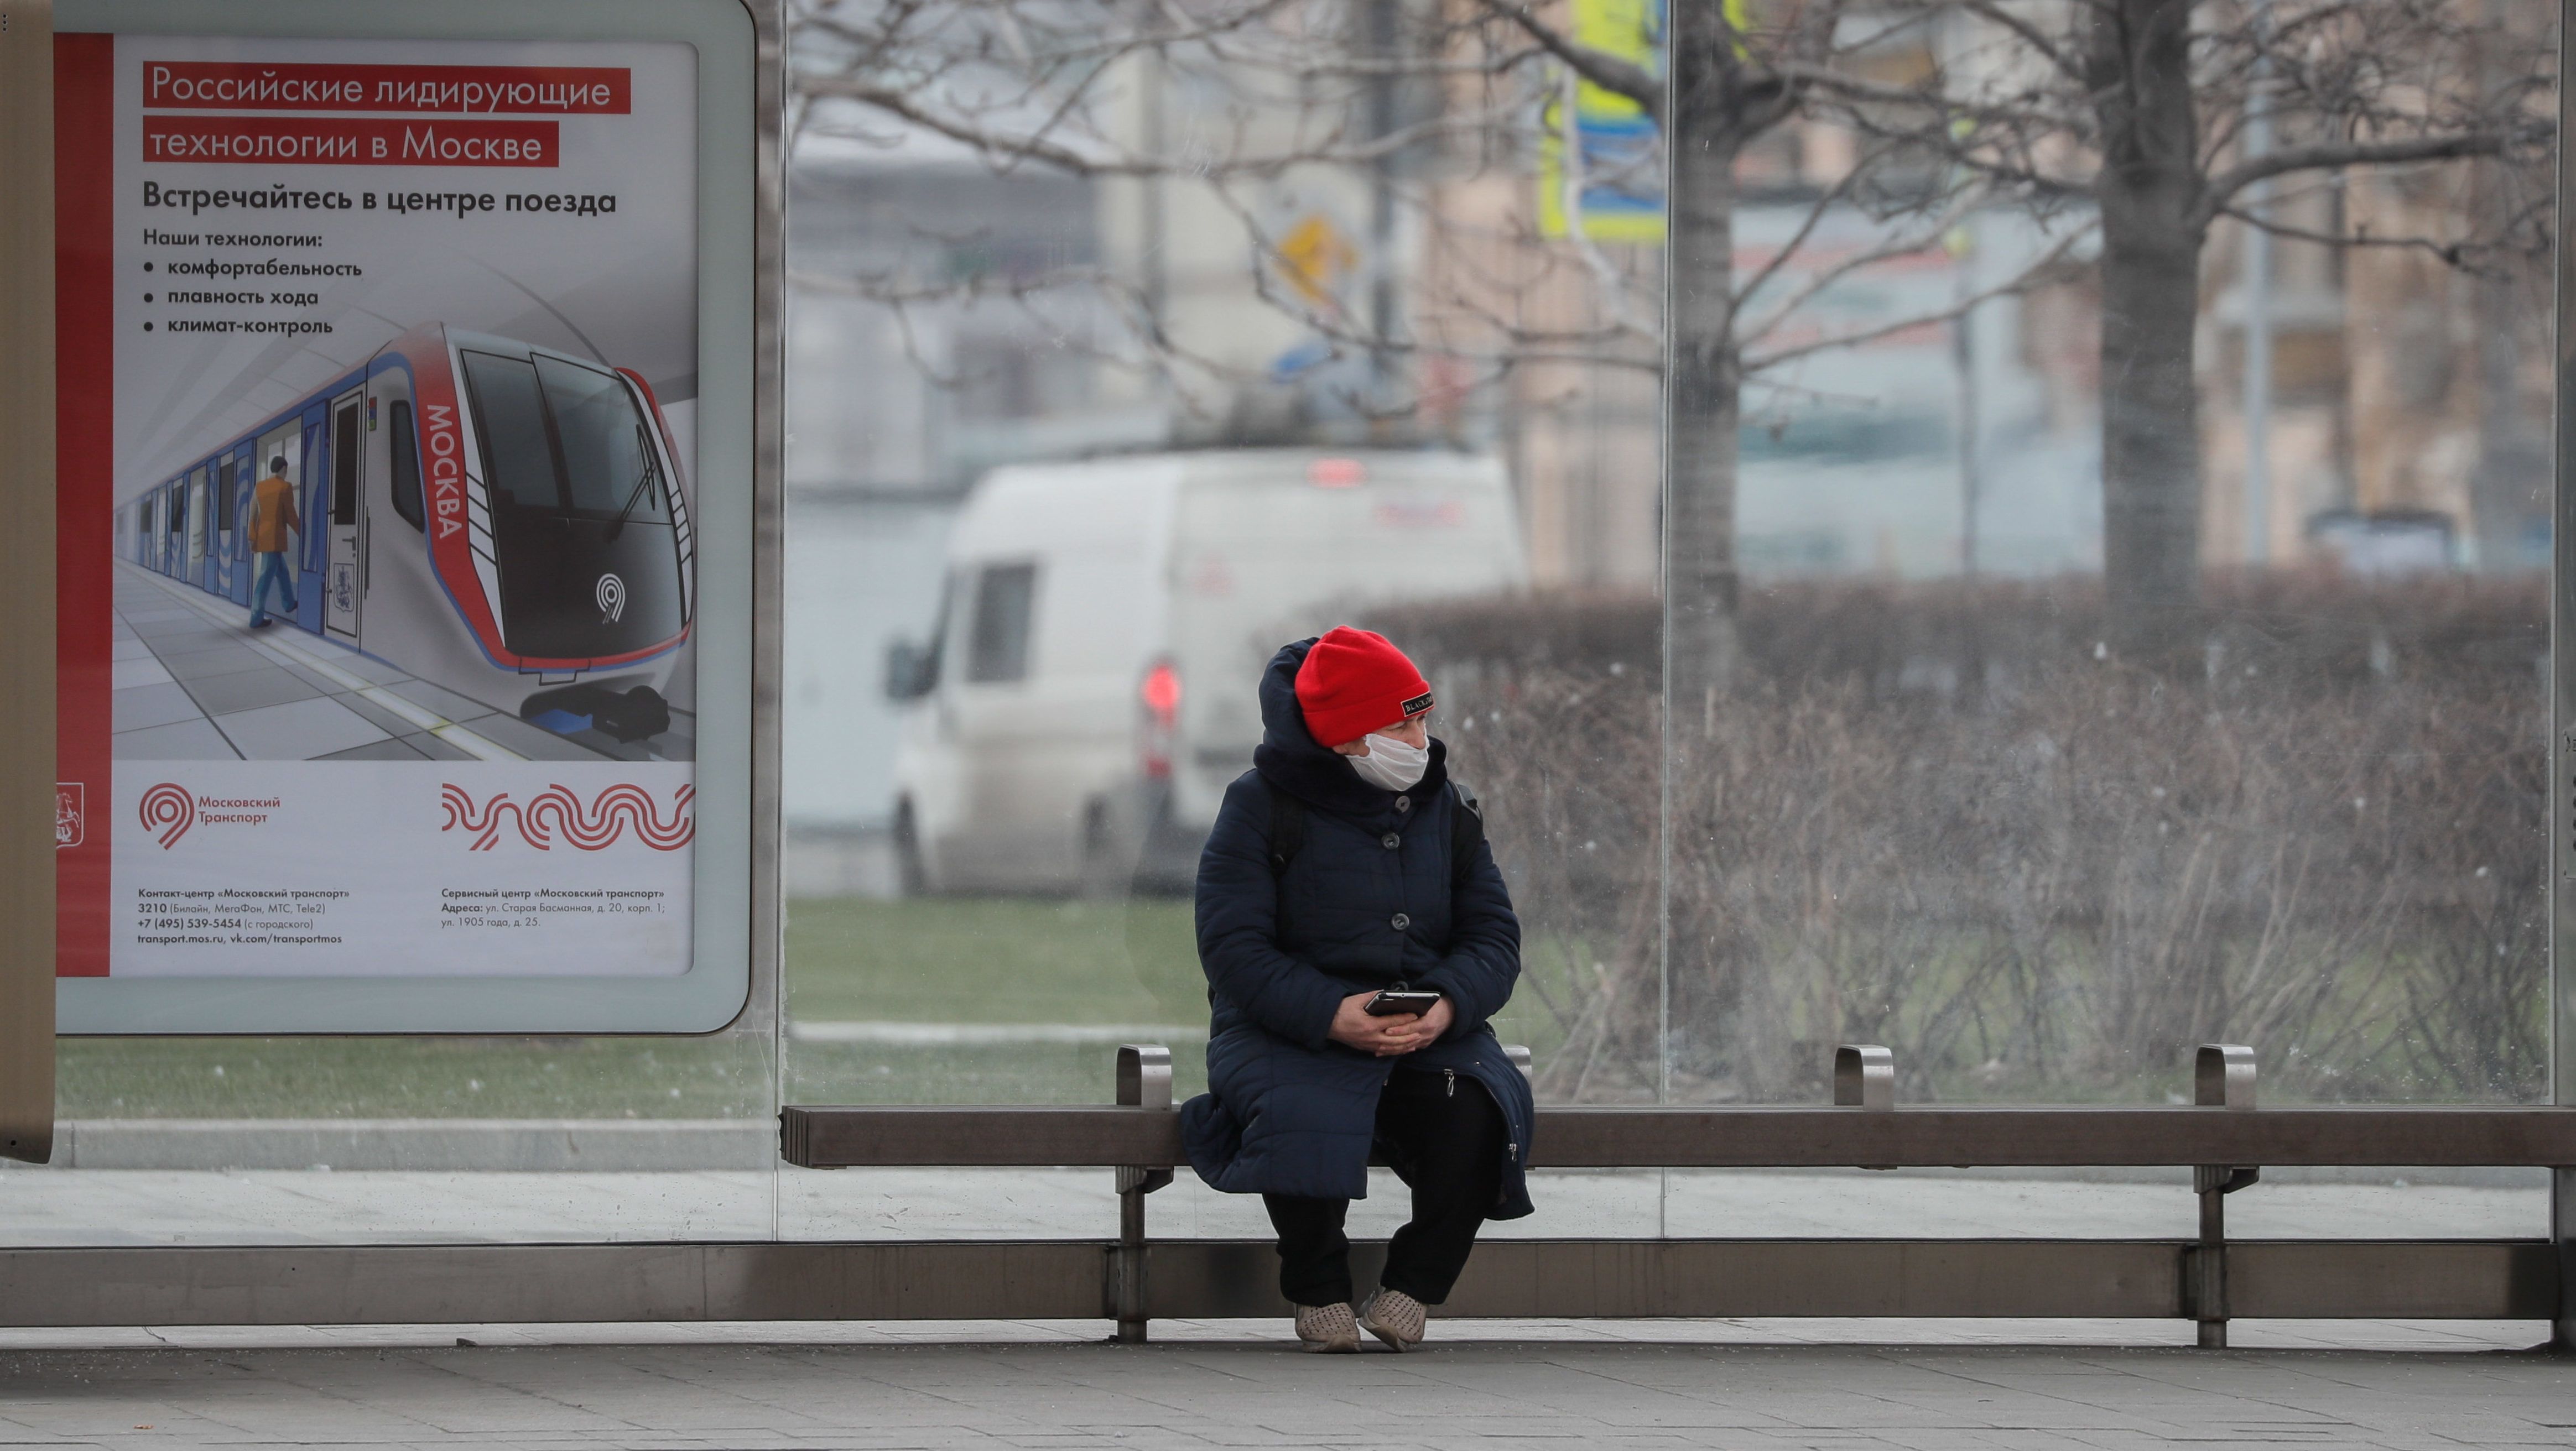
top-left (779, 1043), bottom-right (2576, 1346)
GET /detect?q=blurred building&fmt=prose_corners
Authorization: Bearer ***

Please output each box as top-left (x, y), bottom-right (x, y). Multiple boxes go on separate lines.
top-left (2198, 152), bottom-right (2553, 575)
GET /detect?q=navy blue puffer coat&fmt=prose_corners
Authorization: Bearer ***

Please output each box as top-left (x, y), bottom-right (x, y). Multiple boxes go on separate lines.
top-left (1179, 638), bottom-right (1536, 1218)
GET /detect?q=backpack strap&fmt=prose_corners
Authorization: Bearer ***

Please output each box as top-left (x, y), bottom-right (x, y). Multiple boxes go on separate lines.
top-left (1263, 784), bottom-right (1307, 947)
top-left (1264, 783), bottom-right (1307, 877)
top-left (1448, 779), bottom-right (1485, 888)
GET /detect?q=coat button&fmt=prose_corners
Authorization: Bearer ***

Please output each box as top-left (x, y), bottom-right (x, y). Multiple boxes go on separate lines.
top-left (1382, 833), bottom-right (1401, 850)
top-left (1394, 795), bottom-right (1411, 812)
top-left (1391, 912), bottom-right (1411, 931)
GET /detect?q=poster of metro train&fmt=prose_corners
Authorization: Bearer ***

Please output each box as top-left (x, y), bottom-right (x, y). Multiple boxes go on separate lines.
top-left (53, 26), bottom-right (716, 1008)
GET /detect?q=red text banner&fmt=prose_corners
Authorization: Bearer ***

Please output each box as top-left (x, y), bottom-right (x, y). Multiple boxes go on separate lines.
top-left (144, 116), bottom-right (558, 168)
top-left (145, 62), bottom-right (629, 114)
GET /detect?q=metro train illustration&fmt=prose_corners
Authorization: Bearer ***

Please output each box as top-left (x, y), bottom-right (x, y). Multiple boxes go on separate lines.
top-left (115, 323), bottom-right (695, 744)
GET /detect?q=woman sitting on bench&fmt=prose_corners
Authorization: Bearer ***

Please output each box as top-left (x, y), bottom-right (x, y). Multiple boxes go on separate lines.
top-left (1180, 627), bottom-right (1534, 1353)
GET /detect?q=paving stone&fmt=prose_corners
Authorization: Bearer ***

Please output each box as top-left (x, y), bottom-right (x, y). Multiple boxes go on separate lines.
top-left (3, 1338), bottom-right (2570, 1450)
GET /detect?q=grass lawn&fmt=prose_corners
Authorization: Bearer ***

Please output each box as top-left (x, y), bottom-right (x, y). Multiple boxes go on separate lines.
top-left (783, 895), bottom-right (1206, 1025)
top-left (51, 895), bottom-right (1578, 1117)
top-left (55, 1036), bottom-right (775, 1120)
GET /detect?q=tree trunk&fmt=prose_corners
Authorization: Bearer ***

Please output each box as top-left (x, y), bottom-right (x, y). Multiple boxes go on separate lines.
top-left (1664, 0), bottom-right (1748, 735)
top-left (2086, 0), bottom-right (2206, 652)
top-left (1661, 0), bottom-right (1779, 1099)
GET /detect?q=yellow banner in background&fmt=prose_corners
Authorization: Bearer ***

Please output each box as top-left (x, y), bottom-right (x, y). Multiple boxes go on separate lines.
top-left (1537, 0), bottom-right (1671, 244)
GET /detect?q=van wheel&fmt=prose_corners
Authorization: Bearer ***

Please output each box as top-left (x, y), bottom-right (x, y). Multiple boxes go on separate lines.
top-left (893, 801), bottom-right (927, 898)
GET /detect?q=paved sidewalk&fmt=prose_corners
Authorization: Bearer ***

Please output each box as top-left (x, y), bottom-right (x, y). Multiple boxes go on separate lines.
top-left (0, 1165), bottom-right (2548, 1247)
top-left (1, 1322), bottom-right (2568, 1450)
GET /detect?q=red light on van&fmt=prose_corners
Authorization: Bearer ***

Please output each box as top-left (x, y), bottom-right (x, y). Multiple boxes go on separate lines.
top-left (1309, 457), bottom-right (1366, 488)
top-left (1141, 660), bottom-right (1183, 723)
top-left (1139, 659), bottom-right (1182, 779)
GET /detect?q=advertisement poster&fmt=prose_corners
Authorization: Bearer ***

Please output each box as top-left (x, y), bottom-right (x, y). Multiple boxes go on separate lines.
top-left (55, 34), bottom-right (703, 993)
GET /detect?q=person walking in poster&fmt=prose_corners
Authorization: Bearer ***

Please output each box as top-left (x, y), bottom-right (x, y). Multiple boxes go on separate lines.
top-left (246, 455), bottom-right (300, 629)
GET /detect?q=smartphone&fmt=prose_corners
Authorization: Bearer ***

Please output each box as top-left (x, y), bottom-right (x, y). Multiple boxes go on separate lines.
top-left (1365, 989), bottom-right (1442, 1017)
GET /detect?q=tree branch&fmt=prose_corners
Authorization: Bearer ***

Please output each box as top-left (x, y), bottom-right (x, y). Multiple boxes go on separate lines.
top-left (1953, 0), bottom-right (2085, 83)
top-left (1744, 223), bottom-right (2091, 371)
top-left (2197, 128), bottom-right (2539, 225)
top-left (1472, 0), bottom-right (1663, 123)
top-left (2211, 202), bottom-right (2543, 274)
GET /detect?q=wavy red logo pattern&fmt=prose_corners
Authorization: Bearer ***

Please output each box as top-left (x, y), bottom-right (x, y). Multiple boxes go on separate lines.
top-left (138, 783), bottom-right (195, 848)
top-left (440, 782), bottom-right (694, 852)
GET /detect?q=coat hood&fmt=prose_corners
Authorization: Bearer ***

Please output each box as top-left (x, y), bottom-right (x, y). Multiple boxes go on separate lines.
top-left (1253, 636), bottom-right (1447, 816)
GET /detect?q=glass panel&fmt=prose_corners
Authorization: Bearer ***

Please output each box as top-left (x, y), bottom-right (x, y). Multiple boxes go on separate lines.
top-left (1640, 0), bottom-right (2557, 1243)
top-left (773, 0), bottom-right (1664, 1241)
top-left (13, 1033), bottom-right (777, 1246)
top-left (1647, 0), bottom-right (2555, 1114)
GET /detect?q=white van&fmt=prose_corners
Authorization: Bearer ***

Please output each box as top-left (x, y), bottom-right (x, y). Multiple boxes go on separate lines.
top-left (884, 448), bottom-right (1528, 894)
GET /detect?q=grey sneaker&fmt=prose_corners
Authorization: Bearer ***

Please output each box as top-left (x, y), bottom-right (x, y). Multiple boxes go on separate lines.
top-left (1359, 1288), bottom-right (1427, 1351)
top-left (1294, 1301), bottom-right (1360, 1353)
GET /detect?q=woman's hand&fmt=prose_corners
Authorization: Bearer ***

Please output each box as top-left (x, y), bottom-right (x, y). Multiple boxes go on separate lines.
top-left (1329, 991), bottom-right (1423, 1056)
top-left (1382, 996), bottom-right (1455, 1053)
top-left (1326, 992), bottom-right (1454, 1056)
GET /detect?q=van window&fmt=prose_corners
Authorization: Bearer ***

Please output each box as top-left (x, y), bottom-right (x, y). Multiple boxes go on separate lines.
top-left (917, 581), bottom-right (953, 694)
top-left (965, 562), bottom-right (1037, 683)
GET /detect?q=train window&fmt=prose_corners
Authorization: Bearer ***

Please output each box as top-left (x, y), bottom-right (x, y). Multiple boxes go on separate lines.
top-left (215, 459), bottom-right (236, 539)
top-left (168, 483), bottom-right (183, 534)
top-left (965, 562), bottom-right (1038, 685)
top-left (388, 400), bottom-right (425, 530)
top-left (331, 401), bottom-right (361, 526)
top-left (534, 356), bottom-right (668, 524)
top-left (462, 352), bottom-right (558, 511)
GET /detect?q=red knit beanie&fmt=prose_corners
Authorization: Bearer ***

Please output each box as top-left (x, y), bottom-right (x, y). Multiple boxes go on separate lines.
top-left (1295, 627), bottom-right (1433, 748)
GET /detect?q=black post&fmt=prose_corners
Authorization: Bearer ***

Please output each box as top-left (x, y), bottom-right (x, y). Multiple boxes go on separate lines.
top-left (1112, 1045), bottom-right (1174, 1344)
top-left (2190, 1046), bottom-right (2258, 1349)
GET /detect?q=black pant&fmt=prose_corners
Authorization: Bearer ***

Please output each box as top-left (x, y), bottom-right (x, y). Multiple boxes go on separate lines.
top-left (1264, 1063), bottom-right (1505, 1307)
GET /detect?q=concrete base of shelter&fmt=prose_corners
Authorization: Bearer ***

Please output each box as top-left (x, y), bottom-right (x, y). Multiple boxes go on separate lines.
top-left (0, 1163), bottom-right (2551, 1247)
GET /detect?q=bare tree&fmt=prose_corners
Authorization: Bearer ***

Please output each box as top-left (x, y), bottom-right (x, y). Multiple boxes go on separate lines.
top-left (1477, 0), bottom-right (1816, 722)
top-left (1811, 0), bottom-right (2556, 649)
top-left (793, 0), bottom-right (2095, 701)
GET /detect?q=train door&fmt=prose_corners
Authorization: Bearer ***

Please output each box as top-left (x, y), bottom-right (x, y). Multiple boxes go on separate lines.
top-left (325, 390), bottom-right (363, 641)
top-left (214, 455), bottom-right (238, 601)
top-left (185, 466), bottom-right (209, 586)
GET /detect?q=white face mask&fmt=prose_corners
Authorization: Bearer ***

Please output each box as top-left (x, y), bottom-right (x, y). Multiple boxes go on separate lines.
top-left (1346, 732), bottom-right (1429, 792)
